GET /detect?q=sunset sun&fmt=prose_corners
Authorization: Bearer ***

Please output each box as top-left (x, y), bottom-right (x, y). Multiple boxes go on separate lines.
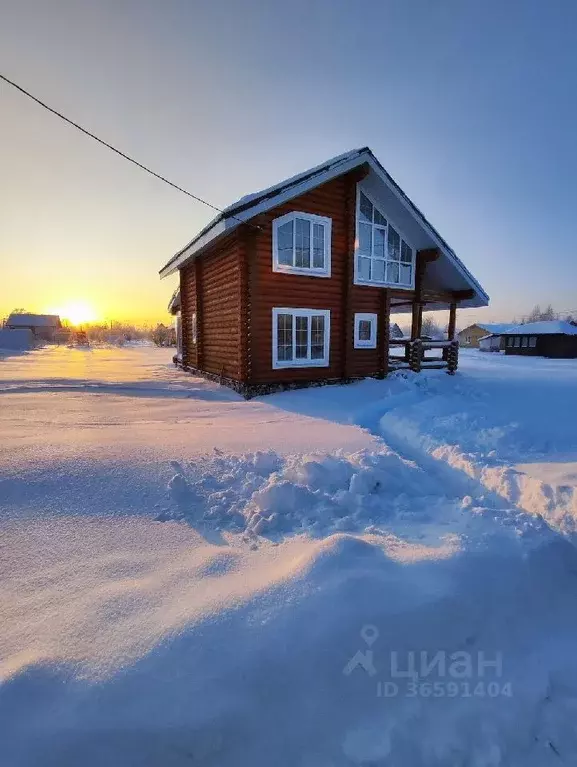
top-left (49, 301), bottom-right (98, 326)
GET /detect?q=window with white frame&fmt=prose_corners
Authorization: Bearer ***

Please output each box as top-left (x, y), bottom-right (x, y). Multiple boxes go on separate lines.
top-left (507, 337), bottom-right (514, 347)
top-left (191, 312), bottom-right (197, 344)
top-left (521, 336), bottom-right (528, 348)
top-left (514, 336), bottom-right (521, 348)
top-left (354, 313), bottom-right (377, 348)
top-left (355, 189), bottom-right (415, 287)
top-left (529, 336), bottom-right (537, 347)
top-left (272, 308), bottom-right (330, 368)
top-left (272, 212), bottom-right (332, 277)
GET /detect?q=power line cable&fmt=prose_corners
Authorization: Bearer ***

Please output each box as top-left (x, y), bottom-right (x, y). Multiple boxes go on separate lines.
top-left (0, 72), bottom-right (258, 228)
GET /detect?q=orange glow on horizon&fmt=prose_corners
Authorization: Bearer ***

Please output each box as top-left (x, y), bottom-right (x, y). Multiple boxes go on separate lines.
top-left (45, 301), bottom-right (99, 327)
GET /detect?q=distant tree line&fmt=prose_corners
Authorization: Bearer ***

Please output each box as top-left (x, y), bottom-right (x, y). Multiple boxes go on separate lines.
top-left (514, 304), bottom-right (575, 324)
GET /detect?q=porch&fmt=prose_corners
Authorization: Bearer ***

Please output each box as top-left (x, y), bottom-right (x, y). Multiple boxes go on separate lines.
top-left (389, 338), bottom-right (459, 374)
top-left (386, 252), bottom-right (462, 373)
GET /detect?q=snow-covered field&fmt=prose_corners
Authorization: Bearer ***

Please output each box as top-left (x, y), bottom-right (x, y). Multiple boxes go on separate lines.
top-left (1, 344), bottom-right (577, 766)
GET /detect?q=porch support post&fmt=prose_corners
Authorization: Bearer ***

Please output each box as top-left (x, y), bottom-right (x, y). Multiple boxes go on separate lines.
top-left (411, 249), bottom-right (432, 340)
top-left (448, 301), bottom-right (457, 341)
top-left (411, 302), bottom-right (423, 340)
top-left (378, 289), bottom-right (390, 377)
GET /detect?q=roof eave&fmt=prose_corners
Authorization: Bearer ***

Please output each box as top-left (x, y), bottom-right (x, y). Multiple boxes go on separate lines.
top-left (159, 217), bottom-right (228, 279)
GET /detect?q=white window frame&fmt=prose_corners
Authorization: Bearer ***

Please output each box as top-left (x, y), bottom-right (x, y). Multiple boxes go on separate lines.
top-left (191, 311), bottom-right (197, 344)
top-left (354, 313), bottom-right (378, 349)
top-left (354, 186), bottom-right (416, 289)
top-left (272, 212), bottom-right (332, 278)
top-left (272, 307), bottom-right (330, 369)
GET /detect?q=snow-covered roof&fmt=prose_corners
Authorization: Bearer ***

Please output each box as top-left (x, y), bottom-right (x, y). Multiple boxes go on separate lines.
top-left (477, 323), bottom-right (518, 334)
top-left (501, 320), bottom-right (577, 336)
top-left (6, 313), bottom-right (61, 328)
top-left (167, 288), bottom-right (181, 315)
top-left (159, 147), bottom-right (489, 309)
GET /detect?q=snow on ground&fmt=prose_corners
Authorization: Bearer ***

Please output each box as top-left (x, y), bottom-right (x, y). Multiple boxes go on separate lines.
top-left (1, 344), bottom-right (577, 766)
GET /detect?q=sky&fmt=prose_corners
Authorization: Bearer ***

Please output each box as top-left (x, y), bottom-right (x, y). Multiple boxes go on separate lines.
top-left (1, 0), bottom-right (577, 327)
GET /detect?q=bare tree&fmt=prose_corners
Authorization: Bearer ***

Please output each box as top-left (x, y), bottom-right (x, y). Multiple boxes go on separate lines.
top-left (421, 315), bottom-right (443, 339)
top-left (524, 304), bottom-right (556, 323)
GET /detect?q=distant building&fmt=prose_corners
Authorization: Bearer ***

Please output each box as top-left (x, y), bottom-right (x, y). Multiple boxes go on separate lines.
top-left (500, 320), bottom-right (577, 358)
top-left (0, 328), bottom-right (34, 351)
top-left (478, 333), bottom-right (503, 352)
top-left (5, 313), bottom-right (62, 342)
top-left (457, 323), bottom-right (517, 348)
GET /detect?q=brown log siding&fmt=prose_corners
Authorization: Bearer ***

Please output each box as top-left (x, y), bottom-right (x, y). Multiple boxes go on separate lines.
top-left (180, 234), bottom-right (243, 380)
top-left (201, 238), bottom-right (243, 379)
top-left (180, 264), bottom-right (197, 369)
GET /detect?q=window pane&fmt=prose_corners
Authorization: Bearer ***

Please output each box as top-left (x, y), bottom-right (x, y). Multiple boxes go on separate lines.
top-left (387, 261), bottom-right (400, 283)
top-left (277, 313), bottom-right (293, 360)
top-left (295, 218), bottom-right (311, 268)
top-left (399, 264), bottom-right (412, 285)
top-left (312, 223), bottom-right (325, 269)
top-left (358, 255), bottom-right (371, 281)
top-left (277, 220), bottom-right (294, 266)
top-left (359, 319), bottom-right (372, 341)
top-left (521, 336), bottom-right (528, 347)
top-left (401, 241), bottom-right (412, 263)
top-left (359, 192), bottom-right (373, 223)
top-left (374, 207), bottom-right (387, 227)
top-left (388, 226), bottom-right (400, 261)
top-left (371, 259), bottom-right (386, 282)
top-left (529, 336), bottom-right (537, 347)
top-left (311, 315), bottom-right (325, 359)
top-left (514, 337), bottom-right (520, 347)
top-left (507, 337), bottom-right (514, 347)
top-left (295, 315), bottom-right (309, 358)
top-left (358, 223), bottom-right (371, 255)
top-left (373, 227), bottom-right (386, 259)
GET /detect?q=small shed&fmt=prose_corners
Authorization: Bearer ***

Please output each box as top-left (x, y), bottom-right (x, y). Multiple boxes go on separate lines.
top-left (501, 321), bottom-right (577, 358)
top-left (478, 333), bottom-right (502, 352)
top-left (6, 313), bottom-right (62, 342)
top-left (0, 328), bottom-right (34, 351)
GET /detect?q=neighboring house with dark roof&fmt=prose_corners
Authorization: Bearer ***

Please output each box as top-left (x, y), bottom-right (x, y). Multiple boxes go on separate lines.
top-left (458, 323), bottom-right (517, 348)
top-left (5, 313), bottom-right (62, 342)
top-left (500, 321), bottom-right (577, 358)
top-left (159, 147), bottom-right (488, 395)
